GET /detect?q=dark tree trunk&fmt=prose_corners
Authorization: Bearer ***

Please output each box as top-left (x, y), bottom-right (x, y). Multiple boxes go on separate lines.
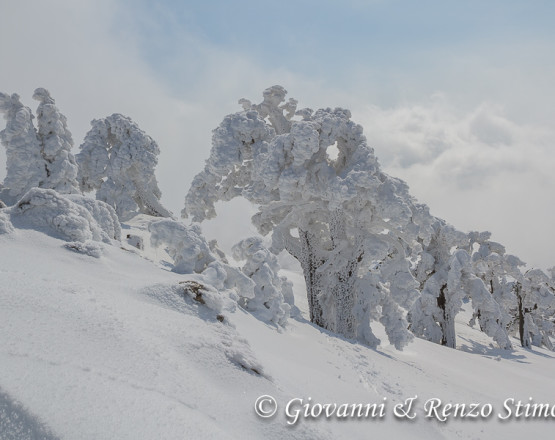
top-left (437, 283), bottom-right (456, 348)
top-left (299, 230), bottom-right (326, 328)
top-left (332, 256), bottom-right (359, 338)
top-left (515, 283), bottom-right (529, 348)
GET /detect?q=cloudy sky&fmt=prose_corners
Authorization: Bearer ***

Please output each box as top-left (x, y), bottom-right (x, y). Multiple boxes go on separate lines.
top-left (1, 0), bottom-right (554, 268)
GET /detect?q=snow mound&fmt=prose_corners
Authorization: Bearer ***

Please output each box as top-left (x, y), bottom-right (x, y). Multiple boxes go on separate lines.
top-left (7, 188), bottom-right (120, 243)
top-left (139, 281), bottom-right (267, 378)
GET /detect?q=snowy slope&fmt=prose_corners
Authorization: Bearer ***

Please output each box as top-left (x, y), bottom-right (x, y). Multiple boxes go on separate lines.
top-left (1, 221), bottom-right (555, 439)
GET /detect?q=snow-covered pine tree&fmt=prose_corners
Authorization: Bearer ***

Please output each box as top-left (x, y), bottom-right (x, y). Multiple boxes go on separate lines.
top-left (32, 88), bottom-right (80, 194)
top-left (183, 86), bottom-right (426, 349)
top-left (76, 114), bottom-right (172, 220)
top-left (0, 92), bottom-right (47, 203)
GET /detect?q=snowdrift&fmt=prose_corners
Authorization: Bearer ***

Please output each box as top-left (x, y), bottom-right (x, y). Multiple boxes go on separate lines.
top-left (2, 216), bottom-right (555, 439)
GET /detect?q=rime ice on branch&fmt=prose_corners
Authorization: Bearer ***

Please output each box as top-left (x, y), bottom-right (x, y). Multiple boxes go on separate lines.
top-left (77, 114), bottom-right (172, 220)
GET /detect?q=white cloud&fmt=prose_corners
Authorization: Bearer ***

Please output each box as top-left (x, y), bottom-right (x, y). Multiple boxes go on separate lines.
top-left (354, 98), bottom-right (555, 269)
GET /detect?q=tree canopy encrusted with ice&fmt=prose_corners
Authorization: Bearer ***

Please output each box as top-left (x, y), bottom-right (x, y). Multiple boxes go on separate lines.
top-left (76, 114), bottom-right (172, 220)
top-left (183, 86), bottom-right (429, 348)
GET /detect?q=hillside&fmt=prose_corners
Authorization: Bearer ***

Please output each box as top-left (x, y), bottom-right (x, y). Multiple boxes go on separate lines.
top-left (1, 216), bottom-right (555, 439)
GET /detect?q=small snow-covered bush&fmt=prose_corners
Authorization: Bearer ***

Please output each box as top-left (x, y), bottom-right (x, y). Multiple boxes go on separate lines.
top-left (232, 237), bottom-right (292, 326)
top-left (9, 188), bottom-right (120, 243)
top-left (150, 219), bottom-right (215, 274)
top-left (149, 219), bottom-right (255, 300)
top-left (63, 240), bottom-right (104, 258)
top-left (179, 280), bottom-right (228, 315)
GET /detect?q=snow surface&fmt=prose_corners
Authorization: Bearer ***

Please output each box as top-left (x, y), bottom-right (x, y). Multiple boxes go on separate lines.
top-left (1, 218), bottom-right (555, 439)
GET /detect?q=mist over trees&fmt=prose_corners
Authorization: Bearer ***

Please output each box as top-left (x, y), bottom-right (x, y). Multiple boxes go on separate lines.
top-left (1, 85), bottom-right (554, 352)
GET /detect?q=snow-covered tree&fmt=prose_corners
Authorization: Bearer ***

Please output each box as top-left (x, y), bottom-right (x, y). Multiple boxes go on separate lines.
top-left (468, 233), bottom-right (555, 350)
top-left (76, 114), bottom-right (172, 220)
top-left (511, 269), bottom-right (555, 350)
top-left (409, 221), bottom-right (466, 347)
top-left (33, 88), bottom-right (80, 194)
top-left (0, 92), bottom-right (47, 202)
top-left (232, 237), bottom-right (293, 326)
top-left (183, 86), bottom-right (426, 348)
top-left (408, 222), bottom-right (511, 349)
top-left (468, 233), bottom-right (518, 331)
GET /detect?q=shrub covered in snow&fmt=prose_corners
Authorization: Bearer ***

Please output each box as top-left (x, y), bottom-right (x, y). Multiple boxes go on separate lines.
top-left (149, 219), bottom-right (255, 304)
top-left (232, 237), bottom-right (292, 326)
top-left (7, 188), bottom-right (120, 243)
top-left (63, 240), bottom-right (104, 258)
